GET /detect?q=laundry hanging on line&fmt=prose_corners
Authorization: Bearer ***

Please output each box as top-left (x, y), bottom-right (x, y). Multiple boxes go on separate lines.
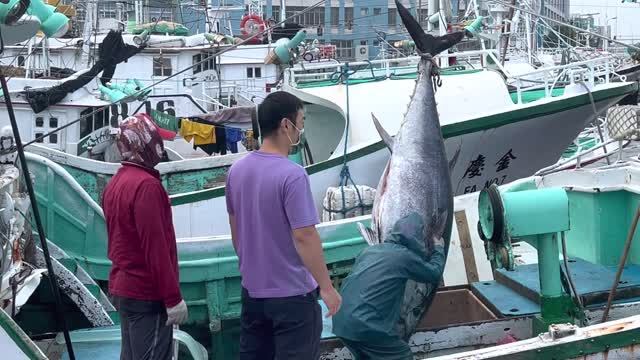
top-left (178, 116), bottom-right (252, 155)
top-left (179, 118), bottom-right (217, 146)
top-left (226, 127), bottom-right (242, 154)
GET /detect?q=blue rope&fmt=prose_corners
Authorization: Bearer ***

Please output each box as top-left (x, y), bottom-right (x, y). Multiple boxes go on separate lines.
top-left (326, 63), bottom-right (367, 217)
top-left (365, 60), bottom-right (389, 82)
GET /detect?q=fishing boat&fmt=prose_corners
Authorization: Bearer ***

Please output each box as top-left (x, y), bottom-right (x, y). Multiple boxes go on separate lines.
top-left (0, 128), bottom-right (208, 359)
top-left (0, 32), bottom-right (281, 111)
top-left (11, 1), bottom-right (640, 358)
top-left (318, 106), bottom-right (640, 359)
top-left (23, 50), bottom-right (637, 205)
top-left (23, 104), bottom-right (640, 359)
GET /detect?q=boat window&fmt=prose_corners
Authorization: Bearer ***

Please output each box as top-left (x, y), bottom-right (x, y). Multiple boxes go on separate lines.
top-left (374, 8), bottom-right (381, 16)
top-left (360, 8), bottom-right (368, 16)
top-left (203, 54), bottom-right (210, 72)
top-left (17, 56), bottom-right (25, 67)
top-left (80, 114), bottom-right (91, 138)
top-left (95, 112), bottom-right (105, 129)
top-left (80, 107), bottom-right (110, 139)
top-left (153, 57), bottom-right (172, 77)
top-left (360, 40), bottom-right (367, 46)
top-left (247, 67), bottom-right (262, 78)
top-left (193, 54), bottom-right (202, 74)
top-left (35, 133), bottom-right (43, 143)
top-left (50, 133), bottom-right (58, 144)
top-left (49, 117), bottom-right (58, 128)
top-left (35, 117), bottom-right (44, 127)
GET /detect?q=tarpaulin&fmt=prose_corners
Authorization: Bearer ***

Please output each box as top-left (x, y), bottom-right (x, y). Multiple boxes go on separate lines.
top-left (25, 30), bottom-right (145, 113)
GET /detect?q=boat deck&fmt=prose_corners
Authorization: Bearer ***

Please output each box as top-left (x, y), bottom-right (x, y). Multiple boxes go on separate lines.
top-left (473, 257), bottom-right (640, 317)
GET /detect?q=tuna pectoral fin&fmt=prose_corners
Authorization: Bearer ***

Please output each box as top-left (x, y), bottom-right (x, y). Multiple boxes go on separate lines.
top-left (431, 209), bottom-right (450, 248)
top-left (448, 146), bottom-right (461, 173)
top-left (358, 222), bottom-right (378, 246)
top-left (371, 113), bottom-right (394, 152)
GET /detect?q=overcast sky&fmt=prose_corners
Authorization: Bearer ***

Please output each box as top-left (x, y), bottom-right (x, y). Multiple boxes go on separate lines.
top-left (571, 0), bottom-right (640, 42)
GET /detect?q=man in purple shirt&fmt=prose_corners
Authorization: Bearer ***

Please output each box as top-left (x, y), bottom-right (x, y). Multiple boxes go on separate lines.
top-left (226, 91), bottom-right (342, 359)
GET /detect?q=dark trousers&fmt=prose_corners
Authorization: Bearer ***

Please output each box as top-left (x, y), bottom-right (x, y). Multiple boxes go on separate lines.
top-left (339, 337), bottom-right (414, 360)
top-left (239, 287), bottom-right (322, 360)
top-left (111, 295), bottom-right (173, 360)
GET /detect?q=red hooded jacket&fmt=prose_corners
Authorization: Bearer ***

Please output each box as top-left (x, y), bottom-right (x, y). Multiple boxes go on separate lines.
top-left (102, 162), bottom-right (182, 308)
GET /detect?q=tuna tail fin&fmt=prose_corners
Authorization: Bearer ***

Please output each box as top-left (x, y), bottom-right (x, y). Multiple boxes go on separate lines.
top-left (358, 222), bottom-right (378, 246)
top-left (371, 113), bottom-right (394, 152)
top-left (395, 0), bottom-right (466, 56)
top-left (395, 0), bottom-right (431, 55)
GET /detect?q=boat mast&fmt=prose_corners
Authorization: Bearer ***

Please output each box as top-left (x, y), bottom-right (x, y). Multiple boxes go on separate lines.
top-left (81, 0), bottom-right (97, 67)
top-left (493, 0), bottom-right (640, 52)
top-left (427, 0), bottom-right (438, 32)
top-left (500, 0), bottom-right (517, 65)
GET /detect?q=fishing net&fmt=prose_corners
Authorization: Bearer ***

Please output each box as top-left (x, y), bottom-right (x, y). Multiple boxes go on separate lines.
top-left (322, 185), bottom-right (375, 222)
top-left (606, 105), bottom-right (640, 141)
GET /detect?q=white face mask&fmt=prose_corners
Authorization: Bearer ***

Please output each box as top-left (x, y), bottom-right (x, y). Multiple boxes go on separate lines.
top-left (286, 119), bottom-right (304, 147)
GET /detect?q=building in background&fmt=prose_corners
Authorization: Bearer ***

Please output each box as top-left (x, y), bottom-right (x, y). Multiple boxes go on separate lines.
top-left (207, 0), bottom-right (453, 61)
top-left (570, 13), bottom-right (610, 48)
top-left (55, 0), bottom-right (475, 61)
top-left (58, 0), bottom-right (204, 37)
top-left (541, 0), bottom-right (570, 22)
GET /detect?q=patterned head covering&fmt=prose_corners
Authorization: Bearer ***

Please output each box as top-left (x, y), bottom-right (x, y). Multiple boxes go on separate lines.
top-left (117, 114), bottom-right (165, 169)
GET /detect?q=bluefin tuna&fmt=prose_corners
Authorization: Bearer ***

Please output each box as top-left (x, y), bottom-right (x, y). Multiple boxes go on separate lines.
top-left (355, 0), bottom-right (466, 340)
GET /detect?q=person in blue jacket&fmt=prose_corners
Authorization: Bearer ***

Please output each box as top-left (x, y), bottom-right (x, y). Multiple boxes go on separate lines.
top-left (332, 212), bottom-right (446, 360)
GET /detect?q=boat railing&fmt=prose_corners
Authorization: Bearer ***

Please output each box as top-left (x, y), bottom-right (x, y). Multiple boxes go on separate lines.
top-left (285, 49), bottom-right (503, 86)
top-left (286, 50), bottom-right (620, 106)
top-left (508, 56), bottom-right (617, 104)
top-left (198, 82), bottom-right (242, 111)
top-left (535, 138), bottom-right (619, 176)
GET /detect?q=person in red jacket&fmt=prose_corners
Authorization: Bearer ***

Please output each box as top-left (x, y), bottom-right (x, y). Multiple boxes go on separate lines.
top-left (102, 114), bottom-right (188, 360)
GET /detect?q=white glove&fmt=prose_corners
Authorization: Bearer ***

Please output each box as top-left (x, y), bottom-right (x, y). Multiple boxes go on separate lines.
top-left (166, 300), bottom-right (188, 326)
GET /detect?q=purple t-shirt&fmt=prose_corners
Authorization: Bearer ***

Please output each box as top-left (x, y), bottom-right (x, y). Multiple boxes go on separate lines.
top-left (226, 151), bottom-right (320, 298)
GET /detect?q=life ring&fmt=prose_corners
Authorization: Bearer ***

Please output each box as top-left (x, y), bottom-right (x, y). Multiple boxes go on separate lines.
top-left (240, 14), bottom-right (265, 36)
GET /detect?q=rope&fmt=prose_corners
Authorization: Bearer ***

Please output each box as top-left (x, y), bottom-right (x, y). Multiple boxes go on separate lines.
top-left (322, 58), bottom-right (444, 218)
top-left (324, 63), bottom-right (367, 218)
top-left (364, 60), bottom-right (388, 82)
top-left (578, 81), bottom-right (610, 165)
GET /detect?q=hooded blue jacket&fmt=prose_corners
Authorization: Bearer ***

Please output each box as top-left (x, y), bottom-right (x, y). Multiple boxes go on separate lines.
top-left (332, 212), bottom-right (445, 341)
